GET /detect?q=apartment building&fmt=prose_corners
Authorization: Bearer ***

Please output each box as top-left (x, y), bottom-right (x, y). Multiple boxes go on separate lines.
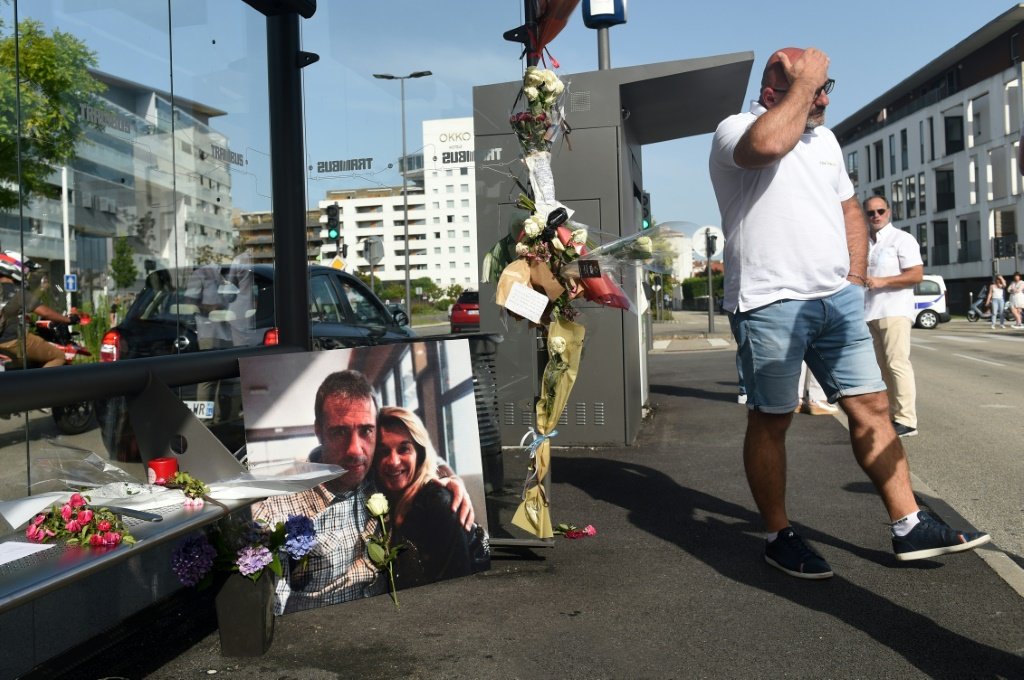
top-left (315, 117), bottom-right (479, 290)
top-left (834, 5), bottom-right (1024, 310)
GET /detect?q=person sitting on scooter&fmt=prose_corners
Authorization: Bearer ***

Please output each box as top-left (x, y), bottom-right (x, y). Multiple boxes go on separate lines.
top-left (0, 251), bottom-right (79, 368)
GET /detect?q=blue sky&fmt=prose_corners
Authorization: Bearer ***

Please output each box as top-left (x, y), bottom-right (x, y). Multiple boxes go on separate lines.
top-left (24, 1), bottom-right (1023, 236)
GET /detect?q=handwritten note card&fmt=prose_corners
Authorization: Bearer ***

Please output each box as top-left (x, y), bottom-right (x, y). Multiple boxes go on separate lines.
top-left (504, 282), bottom-right (549, 324)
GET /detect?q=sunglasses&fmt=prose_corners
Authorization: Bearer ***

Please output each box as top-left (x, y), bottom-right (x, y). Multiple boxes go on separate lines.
top-left (866, 208), bottom-right (887, 216)
top-left (771, 78), bottom-right (836, 97)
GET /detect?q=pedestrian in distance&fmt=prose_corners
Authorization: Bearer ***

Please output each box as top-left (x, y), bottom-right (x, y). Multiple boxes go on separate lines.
top-left (984, 274), bottom-right (1007, 329)
top-left (1006, 272), bottom-right (1024, 329)
top-left (709, 46), bottom-right (990, 580)
top-left (863, 195), bottom-right (924, 438)
top-left (796, 362), bottom-right (838, 416)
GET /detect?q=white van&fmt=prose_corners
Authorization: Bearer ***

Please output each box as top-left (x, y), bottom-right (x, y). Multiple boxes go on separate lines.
top-left (912, 274), bottom-right (949, 329)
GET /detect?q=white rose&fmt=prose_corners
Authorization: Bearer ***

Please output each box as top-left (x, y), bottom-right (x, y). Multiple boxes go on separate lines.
top-left (523, 86), bottom-right (540, 101)
top-left (634, 236), bottom-right (653, 254)
top-left (548, 336), bottom-right (567, 355)
top-left (366, 493), bottom-right (389, 517)
top-left (523, 215), bottom-right (544, 238)
top-left (524, 67), bottom-right (544, 87)
top-left (515, 243), bottom-right (529, 257)
top-left (571, 228), bottom-right (587, 244)
top-left (550, 237), bottom-right (565, 253)
top-left (550, 78), bottom-right (565, 96)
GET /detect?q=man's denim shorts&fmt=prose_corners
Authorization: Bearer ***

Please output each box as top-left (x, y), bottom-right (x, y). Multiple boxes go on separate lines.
top-left (729, 284), bottom-right (886, 413)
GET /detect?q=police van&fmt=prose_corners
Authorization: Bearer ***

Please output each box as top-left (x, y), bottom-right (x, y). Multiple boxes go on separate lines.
top-left (913, 274), bottom-right (949, 329)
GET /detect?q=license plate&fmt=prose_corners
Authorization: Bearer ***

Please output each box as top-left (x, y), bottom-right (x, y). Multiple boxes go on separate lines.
top-left (184, 400), bottom-right (215, 419)
top-left (467, 309), bottom-right (479, 315)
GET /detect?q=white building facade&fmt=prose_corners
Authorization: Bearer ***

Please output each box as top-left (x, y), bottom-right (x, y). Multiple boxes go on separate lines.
top-left (317, 116), bottom-right (479, 291)
top-left (834, 6), bottom-right (1024, 310)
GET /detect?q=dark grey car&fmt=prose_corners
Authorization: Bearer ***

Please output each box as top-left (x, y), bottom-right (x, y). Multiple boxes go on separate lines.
top-left (95, 264), bottom-right (415, 461)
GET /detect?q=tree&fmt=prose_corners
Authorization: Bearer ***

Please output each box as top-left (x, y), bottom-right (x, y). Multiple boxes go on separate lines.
top-left (194, 245), bottom-right (218, 265)
top-left (109, 236), bottom-right (138, 290)
top-left (0, 18), bottom-right (105, 210)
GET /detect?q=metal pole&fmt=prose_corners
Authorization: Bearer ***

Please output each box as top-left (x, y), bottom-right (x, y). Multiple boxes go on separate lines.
top-left (61, 166), bottom-right (72, 311)
top-left (706, 232), bottom-right (715, 334)
top-left (400, 77), bottom-right (411, 321)
top-left (597, 26), bottom-right (611, 69)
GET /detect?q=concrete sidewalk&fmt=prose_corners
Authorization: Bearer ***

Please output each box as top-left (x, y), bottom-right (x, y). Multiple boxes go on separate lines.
top-left (31, 346), bottom-right (1024, 679)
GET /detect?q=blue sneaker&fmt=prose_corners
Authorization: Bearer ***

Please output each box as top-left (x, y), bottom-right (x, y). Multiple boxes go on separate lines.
top-left (892, 511), bottom-right (991, 561)
top-left (764, 527), bottom-right (834, 579)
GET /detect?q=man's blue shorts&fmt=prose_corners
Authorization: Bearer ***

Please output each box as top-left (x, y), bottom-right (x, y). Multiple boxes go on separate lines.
top-left (729, 284), bottom-right (886, 414)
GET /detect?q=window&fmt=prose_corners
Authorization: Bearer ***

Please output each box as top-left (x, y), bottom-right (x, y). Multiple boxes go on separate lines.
top-left (957, 216), bottom-right (981, 263)
top-left (935, 168), bottom-right (955, 211)
top-left (988, 147), bottom-right (1008, 200)
top-left (874, 140), bottom-right (884, 179)
top-left (919, 120), bottom-right (925, 164)
top-left (463, 246), bottom-right (470, 253)
top-left (460, 184), bottom-right (469, 192)
top-left (462, 230), bottom-right (470, 238)
top-left (928, 117), bottom-right (935, 160)
top-left (900, 128), bottom-right (908, 171)
top-left (446, 215), bottom-right (454, 223)
top-left (918, 172), bottom-right (927, 215)
top-left (969, 93), bottom-right (989, 145)
top-left (448, 246), bottom-right (455, 253)
top-left (891, 180), bottom-right (904, 221)
top-left (445, 200), bottom-right (454, 208)
top-left (916, 224), bottom-right (928, 265)
top-left (445, 185), bottom-right (454, 193)
top-left (460, 199), bottom-right (469, 207)
top-left (906, 175), bottom-right (916, 218)
top-left (847, 150), bottom-right (858, 185)
top-left (460, 167), bottom-right (469, 175)
top-left (932, 219), bottom-right (950, 265)
top-left (309, 275), bottom-right (344, 323)
top-left (447, 230), bottom-right (455, 238)
top-left (865, 145), bottom-right (872, 182)
top-left (888, 134), bottom-right (896, 175)
top-left (944, 113), bottom-right (964, 154)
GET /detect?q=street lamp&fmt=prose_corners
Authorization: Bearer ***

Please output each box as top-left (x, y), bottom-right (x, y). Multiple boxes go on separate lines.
top-left (373, 70), bottom-right (432, 321)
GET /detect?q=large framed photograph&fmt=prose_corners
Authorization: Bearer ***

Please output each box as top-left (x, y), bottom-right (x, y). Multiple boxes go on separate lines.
top-left (238, 338), bottom-right (489, 613)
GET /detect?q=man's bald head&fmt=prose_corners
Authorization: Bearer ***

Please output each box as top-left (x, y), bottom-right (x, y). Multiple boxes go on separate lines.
top-left (761, 47), bottom-right (804, 89)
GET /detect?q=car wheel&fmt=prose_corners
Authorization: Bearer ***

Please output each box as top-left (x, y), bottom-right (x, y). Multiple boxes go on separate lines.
top-left (917, 310), bottom-right (939, 329)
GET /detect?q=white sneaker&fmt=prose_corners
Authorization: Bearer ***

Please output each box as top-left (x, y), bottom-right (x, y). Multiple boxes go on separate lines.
top-left (804, 400), bottom-right (839, 416)
top-left (737, 394), bottom-right (747, 405)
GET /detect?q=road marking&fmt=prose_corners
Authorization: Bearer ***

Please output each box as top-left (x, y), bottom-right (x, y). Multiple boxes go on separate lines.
top-left (708, 338), bottom-right (730, 347)
top-left (653, 340), bottom-right (671, 350)
top-left (985, 334), bottom-right (1024, 342)
top-left (911, 343), bottom-right (937, 351)
top-left (935, 335), bottom-right (984, 343)
top-left (953, 353), bottom-right (1006, 367)
top-left (979, 403), bottom-right (1014, 408)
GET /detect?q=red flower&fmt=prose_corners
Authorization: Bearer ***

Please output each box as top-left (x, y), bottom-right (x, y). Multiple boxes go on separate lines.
top-left (69, 493), bottom-right (87, 508)
top-left (97, 519), bottom-right (112, 532)
top-left (60, 503), bottom-right (73, 521)
top-left (564, 529), bottom-right (585, 539)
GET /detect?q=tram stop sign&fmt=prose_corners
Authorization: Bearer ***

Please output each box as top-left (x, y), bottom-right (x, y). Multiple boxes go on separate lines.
top-left (64, 273), bottom-right (78, 292)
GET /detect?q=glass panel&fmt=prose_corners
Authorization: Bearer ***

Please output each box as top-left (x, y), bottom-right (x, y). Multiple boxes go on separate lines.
top-left (0, 1), bottom-right (270, 485)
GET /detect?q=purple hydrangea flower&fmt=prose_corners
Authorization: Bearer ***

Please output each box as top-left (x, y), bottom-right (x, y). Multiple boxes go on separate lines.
top-left (283, 515), bottom-right (317, 559)
top-left (171, 534), bottom-right (217, 586)
top-left (236, 544), bottom-right (273, 577)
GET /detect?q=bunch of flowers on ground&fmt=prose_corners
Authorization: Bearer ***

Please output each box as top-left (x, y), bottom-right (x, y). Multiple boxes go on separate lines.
top-left (554, 523), bottom-right (597, 540)
top-left (171, 514), bottom-right (317, 587)
top-left (24, 492), bottom-right (135, 547)
top-left (364, 492), bottom-right (404, 608)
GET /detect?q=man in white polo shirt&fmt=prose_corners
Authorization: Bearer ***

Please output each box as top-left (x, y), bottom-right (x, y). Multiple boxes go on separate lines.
top-left (708, 46), bottom-right (989, 580)
top-left (864, 196), bottom-right (923, 438)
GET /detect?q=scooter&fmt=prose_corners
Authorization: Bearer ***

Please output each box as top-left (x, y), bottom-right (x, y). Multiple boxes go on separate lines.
top-left (0, 315), bottom-right (96, 435)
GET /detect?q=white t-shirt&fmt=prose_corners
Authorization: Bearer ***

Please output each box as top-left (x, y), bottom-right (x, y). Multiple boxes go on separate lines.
top-left (864, 224), bottom-right (923, 321)
top-left (709, 102), bottom-right (856, 313)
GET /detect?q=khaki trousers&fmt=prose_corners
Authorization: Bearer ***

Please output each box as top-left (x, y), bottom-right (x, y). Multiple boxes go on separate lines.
top-left (867, 316), bottom-right (916, 428)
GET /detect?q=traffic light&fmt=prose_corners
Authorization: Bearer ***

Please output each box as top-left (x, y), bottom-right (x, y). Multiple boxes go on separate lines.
top-left (640, 191), bottom-right (652, 230)
top-left (325, 203), bottom-right (340, 240)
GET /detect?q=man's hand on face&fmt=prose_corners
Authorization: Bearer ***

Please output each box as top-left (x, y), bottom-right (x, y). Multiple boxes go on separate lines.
top-left (433, 464), bottom-right (475, 531)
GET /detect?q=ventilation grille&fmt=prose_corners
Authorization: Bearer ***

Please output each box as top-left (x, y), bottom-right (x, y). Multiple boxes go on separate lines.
top-left (570, 90), bottom-right (591, 113)
top-left (503, 402), bottom-right (517, 426)
top-left (594, 401), bottom-right (606, 426)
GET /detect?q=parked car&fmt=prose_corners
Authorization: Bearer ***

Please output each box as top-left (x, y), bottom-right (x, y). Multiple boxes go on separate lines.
top-left (912, 274), bottom-right (950, 329)
top-left (450, 290), bottom-right (480, 333)
top-left (95, 264), bottom-right (415, 461)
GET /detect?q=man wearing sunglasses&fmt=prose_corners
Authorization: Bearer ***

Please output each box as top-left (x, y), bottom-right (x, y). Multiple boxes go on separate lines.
top-left (863, 196), bottom-right (923, 438)
top-left (709, 47), bottom-right (989, 580)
